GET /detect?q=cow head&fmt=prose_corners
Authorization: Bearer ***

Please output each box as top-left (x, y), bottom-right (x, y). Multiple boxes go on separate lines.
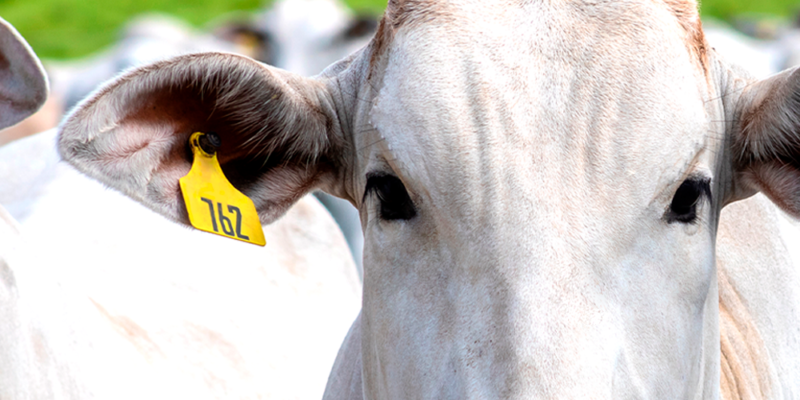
top-left (58, 0), bottom-right (800, 397)
top-left (0, 17), bottom-right (47, 135)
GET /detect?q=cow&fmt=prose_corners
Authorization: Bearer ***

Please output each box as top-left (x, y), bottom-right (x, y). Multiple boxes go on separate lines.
top-left (0, 109), bottom-right (361, 400)
top-left (3, 180), bottom-right (361, 399)
top-left (1, 128), bottom-right (362, 398)
top-left (0, 15), bottom-right (360, 400)
top-left (57, 0), bottom-right (800, 398)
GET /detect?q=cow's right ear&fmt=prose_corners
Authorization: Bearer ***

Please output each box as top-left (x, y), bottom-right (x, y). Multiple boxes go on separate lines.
top-left (0, 17), bottom-right (48, 130)
top-left (58, 52), bottom-right (346, 225)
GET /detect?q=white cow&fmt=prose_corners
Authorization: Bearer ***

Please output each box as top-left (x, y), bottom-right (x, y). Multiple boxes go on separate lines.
top-left (0, 15), bottom-right (360, 400)
top-left (58, 0), bottom-right (800, 398)
top-left (0, 105), bottom-right (361, 400)
top-left (4, 180), bottom-right (361, 399)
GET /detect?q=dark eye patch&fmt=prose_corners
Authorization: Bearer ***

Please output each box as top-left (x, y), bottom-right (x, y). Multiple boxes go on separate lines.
top-left (665, 177), bottom-right (712, 224)
top-left (364, 173), bottom-right (416, 221)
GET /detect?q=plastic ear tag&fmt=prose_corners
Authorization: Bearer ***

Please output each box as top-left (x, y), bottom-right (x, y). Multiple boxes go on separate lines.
top-left (179, 132), bottom-right (266, 246)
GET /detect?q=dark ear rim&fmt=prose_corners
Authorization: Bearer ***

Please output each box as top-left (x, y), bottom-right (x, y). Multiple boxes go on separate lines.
top-left (0, 17), bottom-right (48, 131)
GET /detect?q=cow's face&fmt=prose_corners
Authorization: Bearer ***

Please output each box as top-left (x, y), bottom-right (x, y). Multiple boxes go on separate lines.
top-left (58, 0), bottom-right (800, 398)
top-left (355, 1), bottom-right (722, 397)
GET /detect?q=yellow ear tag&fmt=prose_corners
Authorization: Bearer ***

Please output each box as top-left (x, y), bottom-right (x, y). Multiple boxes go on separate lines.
top-left (179, 132), bottom-right (266, 246)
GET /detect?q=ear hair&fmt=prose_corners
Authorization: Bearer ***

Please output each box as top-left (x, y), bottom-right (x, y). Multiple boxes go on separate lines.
top-left (734, 67), bottom-right (800, 166)
top-left (58, 52), bottom-right (343, 225)
top-left (733, 67), bottom-right (800, 218)
top-left (62, 53), bottom-right (336, 166)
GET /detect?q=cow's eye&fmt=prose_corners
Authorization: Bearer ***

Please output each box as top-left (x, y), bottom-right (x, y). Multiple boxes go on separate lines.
top-left (666, 177), bottom-right (711, 224)
top-left (365, 173), bottom-right (416, 221)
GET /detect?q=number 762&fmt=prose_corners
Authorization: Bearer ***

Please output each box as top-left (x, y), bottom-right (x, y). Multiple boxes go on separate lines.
top-left (200, 197), bottom-right (250, 240)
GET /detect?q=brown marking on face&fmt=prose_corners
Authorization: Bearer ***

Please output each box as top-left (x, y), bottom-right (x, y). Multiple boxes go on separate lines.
top-left (661, 0), bottom-right (709, 75)
top-left (718, 264), bottom-right (773, 399)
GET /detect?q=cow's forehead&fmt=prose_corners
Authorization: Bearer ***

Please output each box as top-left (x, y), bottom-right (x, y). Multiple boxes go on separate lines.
top-left (367, 0), bottom-right (713, 209)
top-left (369, 0), bottom-right (707, 73)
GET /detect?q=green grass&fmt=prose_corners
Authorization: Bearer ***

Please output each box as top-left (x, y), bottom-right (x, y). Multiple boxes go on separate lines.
top-left (0, 0), bottom-right (267, 60)
top-left (0, 0), bottom-right (799, 60)
top-left (700, 0), bottom-right (800, 21)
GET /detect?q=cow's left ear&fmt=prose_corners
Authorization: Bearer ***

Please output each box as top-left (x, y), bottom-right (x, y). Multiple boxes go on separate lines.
top-left (730, 67), bottom-right (800, 218)
top-left (0, 18), bottom-right (48, 130)
top-left (58, 52), bottom-right (348, 225)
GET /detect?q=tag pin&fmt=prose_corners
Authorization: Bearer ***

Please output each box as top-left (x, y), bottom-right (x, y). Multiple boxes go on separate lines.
top-left (198, 131), bottom-right (221, 155)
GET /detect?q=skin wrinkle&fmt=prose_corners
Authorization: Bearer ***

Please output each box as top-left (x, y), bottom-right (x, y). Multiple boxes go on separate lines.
top-left (718, 266), bottom-right (772, 400)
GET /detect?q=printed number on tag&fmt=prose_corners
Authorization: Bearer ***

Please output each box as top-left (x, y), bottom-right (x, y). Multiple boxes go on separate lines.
top-left (179, 132), bottom-right (266, 246)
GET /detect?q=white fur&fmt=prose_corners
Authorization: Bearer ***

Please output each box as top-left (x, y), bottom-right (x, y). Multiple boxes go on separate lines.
top-left (1, 148), bottom-right (361, 398)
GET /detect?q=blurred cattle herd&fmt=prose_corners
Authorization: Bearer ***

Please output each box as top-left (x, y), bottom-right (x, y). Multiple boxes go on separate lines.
top-left (1, 0), bottom-right (800, 397)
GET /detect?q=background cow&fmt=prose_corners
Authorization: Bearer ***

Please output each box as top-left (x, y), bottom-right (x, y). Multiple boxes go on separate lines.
top-left (0, 10), bottom-right (361, 400)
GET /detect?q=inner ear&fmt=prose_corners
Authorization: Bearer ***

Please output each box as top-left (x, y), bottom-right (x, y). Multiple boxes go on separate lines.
top-left (60, 53), bottom-right (345, 226)
top-left (110, 55), bottom-right (336, 192)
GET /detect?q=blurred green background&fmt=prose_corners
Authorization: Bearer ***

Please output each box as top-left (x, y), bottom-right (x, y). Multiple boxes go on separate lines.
top-left (0, 0), bottom-right (798, 60)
